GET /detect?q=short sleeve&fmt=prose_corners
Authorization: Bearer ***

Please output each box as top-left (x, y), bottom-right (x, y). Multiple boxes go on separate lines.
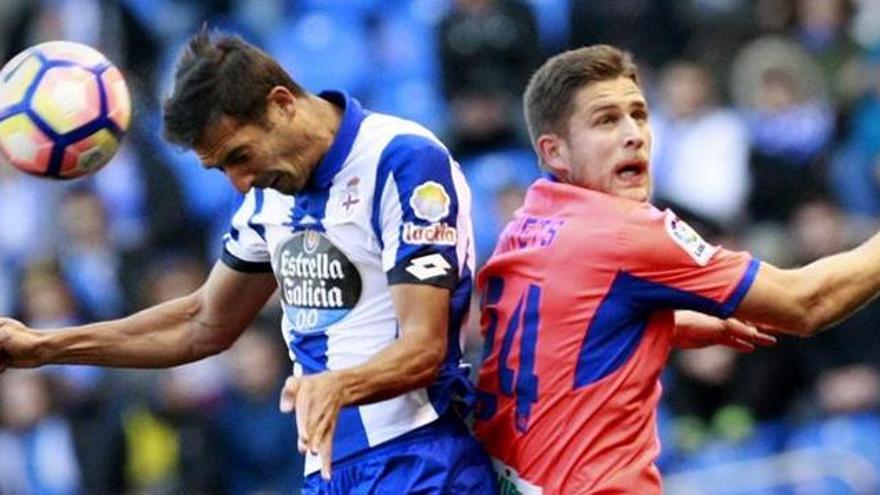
top-left (371, 135), bottom-right (471, 289)
top-left (221, 189), bottom-right (273, 273)
top-left (617, 207), bottom-right (759, 318)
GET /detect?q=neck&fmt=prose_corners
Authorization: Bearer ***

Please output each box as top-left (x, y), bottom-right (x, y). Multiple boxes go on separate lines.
top-left (298, 94), bottom-right (344, 175)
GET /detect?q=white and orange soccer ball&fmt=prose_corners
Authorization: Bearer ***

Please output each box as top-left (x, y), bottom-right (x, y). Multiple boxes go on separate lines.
top-left (0, 41), bottom-right (131, 179)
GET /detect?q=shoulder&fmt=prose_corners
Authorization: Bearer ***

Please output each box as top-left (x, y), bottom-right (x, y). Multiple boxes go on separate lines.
top-left (617, 205), bottom-right (722, 270)
top-left (358, 112), bottom-right (449, 157)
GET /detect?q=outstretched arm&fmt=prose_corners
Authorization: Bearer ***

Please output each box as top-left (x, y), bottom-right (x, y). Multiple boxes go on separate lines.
top-left (735, 232), bottom-right (880, 337)
top-left (0, 261), bottom-right (277, 370)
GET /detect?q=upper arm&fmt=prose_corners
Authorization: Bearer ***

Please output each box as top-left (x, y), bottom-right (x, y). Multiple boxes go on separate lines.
top-left (389, 284), bottom-right (450, 362)
top-left (733, 262), bottom-right (813, 335)
top-left (373, 134), bottom-right (472, 290)
top-left (192, 261), bottom-right (278, 350)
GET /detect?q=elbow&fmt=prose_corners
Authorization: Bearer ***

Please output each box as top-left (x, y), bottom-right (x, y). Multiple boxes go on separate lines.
top-left (181, 292), bottom-right (239, 360)
top-left (789, 280), bottom-right (826, 338)
top-left (788, 312), bottom-right (822, 338)
top-left (192, 331), bottom-right (236, 358)
top-left (412, 344), bottom-right (446, 387)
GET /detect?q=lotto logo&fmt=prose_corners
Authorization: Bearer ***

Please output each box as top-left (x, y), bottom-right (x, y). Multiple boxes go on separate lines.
top-left (405, 254), bottom-right (451, 281)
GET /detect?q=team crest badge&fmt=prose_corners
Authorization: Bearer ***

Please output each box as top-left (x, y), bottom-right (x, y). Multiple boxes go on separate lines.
top-left (303, 229), bottom-right (321, 254)
top-left (410, 181), bottom-right (451, 222)
top-left (664, 211), bottom-right (718, 266)
top-left (337, 177), bottom-right (361, 217)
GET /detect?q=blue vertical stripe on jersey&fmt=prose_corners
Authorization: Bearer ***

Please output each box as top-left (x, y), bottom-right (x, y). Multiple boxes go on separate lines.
top-left (289, 331), bottom-right (370, 462)
top-left (573, 269), bottom-right (756, 389)
top-left (370, 134), bottom-right (459, 267)
top-left (290, 331), bottom-right (330, 375)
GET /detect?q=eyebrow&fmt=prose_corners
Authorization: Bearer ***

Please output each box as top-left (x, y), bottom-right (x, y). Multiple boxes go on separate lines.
top-left (586, 100), bottom-right (648, 116)
top-left (214, 145), bottom-right (248, 168)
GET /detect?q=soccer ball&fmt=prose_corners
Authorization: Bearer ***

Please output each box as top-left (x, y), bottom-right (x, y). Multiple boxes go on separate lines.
top-left (0, 41), bottom-right (131, 179)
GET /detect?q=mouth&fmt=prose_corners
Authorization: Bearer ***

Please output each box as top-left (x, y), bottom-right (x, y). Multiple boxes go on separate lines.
top-left (614, 159), bottom-right (648, 183)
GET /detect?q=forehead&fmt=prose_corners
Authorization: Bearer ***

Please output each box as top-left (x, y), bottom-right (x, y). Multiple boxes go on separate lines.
top-left (195, 115), bottom-right (255, 164)
top-left (572, 77), bottom-right (647, 114)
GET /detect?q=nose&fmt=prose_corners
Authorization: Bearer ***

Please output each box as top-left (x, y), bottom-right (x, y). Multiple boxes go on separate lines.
top-left (622, 117), bottom-right (644, 150)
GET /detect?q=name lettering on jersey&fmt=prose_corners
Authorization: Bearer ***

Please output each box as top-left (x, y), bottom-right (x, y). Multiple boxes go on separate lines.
top-left (274, 229), bottom-right (362, 333)
top-left (410, 181), bottom-right (451, 222)
top-left (664, 211), bottom-right (718, 266)
top-left (406, 253), bottom-right (451, 280)
top-left (402, 222), bottom-right (458, 245)
top-left (500, 216), bottom-right (565, 252)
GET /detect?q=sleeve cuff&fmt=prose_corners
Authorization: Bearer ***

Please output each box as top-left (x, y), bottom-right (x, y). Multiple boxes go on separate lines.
top-left (221, 248), bottom-right (273, 273)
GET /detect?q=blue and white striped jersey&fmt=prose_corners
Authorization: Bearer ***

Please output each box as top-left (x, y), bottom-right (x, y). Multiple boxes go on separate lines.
top-left (221, 91), bottom-right (475, 475)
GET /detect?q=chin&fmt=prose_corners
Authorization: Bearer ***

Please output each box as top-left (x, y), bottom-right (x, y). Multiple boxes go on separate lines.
top-left (618, 188), bottom-right (650, 203)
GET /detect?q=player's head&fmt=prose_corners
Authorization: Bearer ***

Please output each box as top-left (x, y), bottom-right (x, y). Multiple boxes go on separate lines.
top-left (163, 28), bottom-right (328, 194)
top-left (524, 45), bottom-right (652, 202)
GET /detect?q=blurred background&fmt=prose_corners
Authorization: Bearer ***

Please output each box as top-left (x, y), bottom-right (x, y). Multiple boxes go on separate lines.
top-left (0, 0), bottom-right (879, 494)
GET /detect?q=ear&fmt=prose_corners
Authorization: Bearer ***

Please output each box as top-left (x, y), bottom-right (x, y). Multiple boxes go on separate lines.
top-left (536, 133), bottom-right (570, 179)
top-left (266, 86), bottom-right (297, 119)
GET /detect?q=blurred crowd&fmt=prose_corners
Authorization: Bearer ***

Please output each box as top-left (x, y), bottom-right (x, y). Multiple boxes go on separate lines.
top-left (0, 0), bottom-right (879, 493)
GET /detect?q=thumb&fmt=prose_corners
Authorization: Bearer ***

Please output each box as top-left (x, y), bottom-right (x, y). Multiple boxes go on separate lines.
top-left (279, 376), bottom-right (300, 413)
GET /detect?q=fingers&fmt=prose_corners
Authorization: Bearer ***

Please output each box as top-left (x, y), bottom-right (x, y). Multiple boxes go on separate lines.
top-left (725, 336), bottom-right (755, 353)
top-left (724, 319), bottom-right (777, 347)
top-left (279, 376), bottom-right (311, 453)
top-left (281, 373), bottom-right (343, 480)
top-left (319, 435), bottom-right (334, 480)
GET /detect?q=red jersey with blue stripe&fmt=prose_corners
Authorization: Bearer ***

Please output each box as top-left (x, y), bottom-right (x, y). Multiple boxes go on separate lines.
top-left (473, 178), bottom-right (759, 494)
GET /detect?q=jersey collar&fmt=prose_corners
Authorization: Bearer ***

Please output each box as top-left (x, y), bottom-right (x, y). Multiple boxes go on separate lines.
top-left (307, 90), bottom-right (366, 190)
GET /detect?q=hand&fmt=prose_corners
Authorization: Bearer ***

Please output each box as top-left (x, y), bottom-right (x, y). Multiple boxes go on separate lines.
top-left (673, 311), bottom-right (777, 352)
top-left (279, 371), bottom-right (347, 480)
top-left (0, 318), bottom-right (44, 373)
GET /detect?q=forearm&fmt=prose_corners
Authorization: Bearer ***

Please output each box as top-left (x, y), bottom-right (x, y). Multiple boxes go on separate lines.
top-left (35, 294), bottom-right (227, 368)
top-left (798, 232), bottom-right (880, 332)
top-left (332, 335), bottom-right (445, 406)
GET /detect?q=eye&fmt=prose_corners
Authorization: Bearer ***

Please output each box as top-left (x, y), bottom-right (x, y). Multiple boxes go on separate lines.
top-left (228, 151), bottom-right (250, 165)
top-left (595, 114), bottom-right (618, 126)
top-left (632, 109), bottom-right (649, 121)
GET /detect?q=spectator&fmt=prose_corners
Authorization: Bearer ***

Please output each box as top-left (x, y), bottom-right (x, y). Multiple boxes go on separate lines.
top-left (652, 60), bottom-right (750, 230)
top-left (731, 36), bottom-right (835, 222)
top-left (438, 0), bottom-right (540, 157)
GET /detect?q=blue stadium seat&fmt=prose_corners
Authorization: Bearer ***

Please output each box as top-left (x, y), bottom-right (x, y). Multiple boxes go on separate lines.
top-left (265, 12), bottom-right (372, 98)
